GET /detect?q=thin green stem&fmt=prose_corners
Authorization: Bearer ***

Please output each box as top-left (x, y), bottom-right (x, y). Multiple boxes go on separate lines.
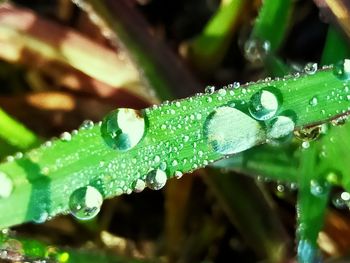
top-left (0, 108), bottom-right (41, 151)
top-left (186, 0), bottom-right (245, 72)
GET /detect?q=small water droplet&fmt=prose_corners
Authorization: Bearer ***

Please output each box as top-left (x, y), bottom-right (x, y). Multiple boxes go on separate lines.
top-left (218, 89), bottom-right (227, 96)
top-left (302, 141), bottom-right (310, 149)
top-left (205, 85), bottom-right (215, 94)
top-left (331, 115), bottom-right (348, 126)
top-left (60, 132), bottom-right (72, 142)
top-left (333, 59), bottom-right (350, 80)
top-left (267, 116), bottom-right (295, 139)
top-left (0, 171), bottom-right (13, 198)
top-left (80, 120), bottom-right (94, 130)
top-left (304, 62), bottom-right (318, 75)
top-left (332, 191), bottom-right (350, 209)
top-left (310, 180), bottom-right (328, 197)
top-left (33, 211), bottom-right (49, 224)
top-left (101, 108), bottom-right (145, 151)
top-left (132, 179), bottom-right (146, 193)
top-left (309, 96), bottom-right (318, 106)
top-left (146, 169), bottom-right (167, 190)
top-left (174, 171), bottom-right (183, 179)
top-left (248, 88), bottom-right (280, 121)
top-left (69, 186), bottom-right (103, 220)
top-left (244, 38), bottom-right (271, 64)
top-left (204, 106), bottom-right (266, 155)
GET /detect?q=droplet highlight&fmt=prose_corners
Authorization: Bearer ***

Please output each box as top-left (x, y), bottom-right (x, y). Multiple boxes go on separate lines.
top-left (0, 171), bottom-right (13, 198)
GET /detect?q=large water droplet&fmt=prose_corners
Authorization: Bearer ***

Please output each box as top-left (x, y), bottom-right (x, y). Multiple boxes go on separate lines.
top-left (333, 59), bottom-right (350, 80)
top-left (248, 88), bottom-right (280, 120)
top-left (205, 85), bottom-right (215, 94)
top-left (204, 106), bottom-right (266, 155)
top-left (309, 96), bottom-right (318, 106)
top-left (0, 171), bottom-right (13, 198)
top-left (146, 169), bottom-right (167, 190)
top-left (69, 186), bottom-right (103, 220)
top-left (244, 38), bottom-right (271, 64)
top-left (267, 116), bottom-right (295, 139)
top-left (101, 108), bottom-right (145, 151)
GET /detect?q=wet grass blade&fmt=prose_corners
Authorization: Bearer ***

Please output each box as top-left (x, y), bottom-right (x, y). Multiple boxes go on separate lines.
top-left (0, 66), bottom-right (350, 228)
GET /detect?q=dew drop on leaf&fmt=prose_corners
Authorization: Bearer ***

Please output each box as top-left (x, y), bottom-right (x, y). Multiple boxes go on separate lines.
top-left (309, 96), bottom-right (318, 106)
top-left (0, 171), bottom-right (13, 198)
top-left (146, 169), bottom-right (167, 190)
top-left (267, 116), bottom-right (295, 139)
top-left (333, 59), bottom-right (350, 81)
top-left (204, 106), bottom-right (266, 155)
top-left (101, 108), bottom-right (145, 151)
top-left (79, 120), bottom-right (94, 130)
top-left (304, 62), bottom-right (318, 75)
top-left (248, 88), bottom-right (280, 121)
top-left (244, 38), bottom-right (271, 64)
top-left (132, 179), bottom-right (146, 193)
top-left (60, 132), bottom-right (72, 142)
top-left (69, 186), bottom-right (103, 220)
top-left (204, 85), bottom-right (215, 94)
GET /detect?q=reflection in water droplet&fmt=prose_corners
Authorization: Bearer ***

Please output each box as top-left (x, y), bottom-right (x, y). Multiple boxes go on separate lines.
top-left (310, 180), bottom-right (328, 197)
top-left (101, 108), bottom-right (145, 151)
top-left (248, 88), bottom-right (280, 121)
top-left (146, 169), bottom-right (167, 190)
top-left (267, 116), bottom-right (295, 139)
top-left (244, 38), bottom-right (271, 64)
top-left (333, 59), bottom-right (350, 80)
top-left (0, 171), bottom-right (13, 198)
top-left (204, 106), bottom-right (266, 155)
top-left (69, 186), bottom-right (103, 220)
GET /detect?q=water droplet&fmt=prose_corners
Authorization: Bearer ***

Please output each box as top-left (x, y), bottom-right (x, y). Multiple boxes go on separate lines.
top-left (332, 191), bottom-right (350, 209)
top-left (60, 132), bottom-right (72, 142)
top-left (146, 169), bottom-right (167, 190)
top-left (204, 106), bottom-right (266, 155)
top-left (248, 88), bottom-right (280, 120)
top-left (309, 96), bottom-right (318, 106)
top-left (174, 171), bottom-right (183, 179)
top-left (33, 211), bottom-right (49, 224)
top-left (69, 186), bottom-right (103, 220)
top-left (331, 115), bottom-right (348, 126)
top-left (304, 62), bottom-right (318, 75)
top-left (218, 89), bottom-right (227, 96)
top-left (333, 59), bottom-right (350, 80)
top-left (0, 171), bottom-right (13, 198)
top-left (244, 38), bottom-right (271, 64)
top-left (205, 85), bottom-right (215, 94)
top-left (132, 179), bottom-right (146, 193)
top-left (310, 180), bottom-right (328, 197)
top-left (267, 116), bottom-right (295, 139)
top-left (80, 120), bottom-right (94, 130)
top-left (101, 108), bottom-right (145, 151)
top-left (302, 141), bottom-right (310, 149)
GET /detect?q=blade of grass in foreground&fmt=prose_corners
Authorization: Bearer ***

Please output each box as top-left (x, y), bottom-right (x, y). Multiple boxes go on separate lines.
top-left (0, 65), bottom-right (350, 228)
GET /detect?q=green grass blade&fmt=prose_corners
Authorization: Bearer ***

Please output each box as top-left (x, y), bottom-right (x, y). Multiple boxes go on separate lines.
top-left (252, 0), bottom-right (293, 52)
top-left (204, 169), bottom-right (292, 262)
top-left (0, 108), bottom-right (41, 151)
top-left (0, 66), bottom-right (350, 228)
top-left (296, 143), bottom-right (330, 263)
top-left (321, 26), bottom-right (350, 66)
top-left (185, 0), bottom-right (244, 72)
